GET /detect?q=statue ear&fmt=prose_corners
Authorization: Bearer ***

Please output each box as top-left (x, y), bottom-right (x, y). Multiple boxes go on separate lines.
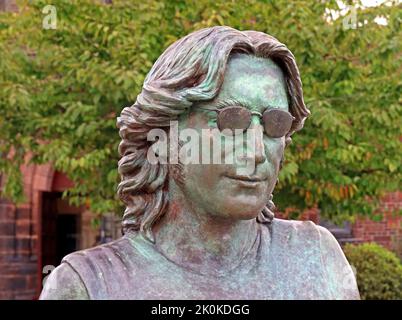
top-left (169, 162), bottom-right (185, 188)
top-left (168, 139), bottom-right (186, 187)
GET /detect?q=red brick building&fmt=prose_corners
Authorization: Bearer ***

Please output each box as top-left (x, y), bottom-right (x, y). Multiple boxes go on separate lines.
top-left (352, 192), bottom-right (402, 250)
top-left (0, 164), bottom-right (119, 299)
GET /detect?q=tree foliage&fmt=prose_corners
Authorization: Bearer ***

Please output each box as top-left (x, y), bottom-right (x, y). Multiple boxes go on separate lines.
top-left (0, 0), bottom-right (401, 221)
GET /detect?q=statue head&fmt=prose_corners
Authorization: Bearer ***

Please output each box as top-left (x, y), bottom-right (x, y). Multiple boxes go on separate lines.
top-left (117, 26), bottom-right (310, 242)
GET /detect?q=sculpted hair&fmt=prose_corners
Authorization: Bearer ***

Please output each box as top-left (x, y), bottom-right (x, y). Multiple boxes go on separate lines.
top-left (117, 26), bottom-right (310, 241)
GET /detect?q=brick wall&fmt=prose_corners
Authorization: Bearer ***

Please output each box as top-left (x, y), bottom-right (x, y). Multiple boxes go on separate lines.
top-left (0, 0), bottom-right (18, 12)
top-left (0, 162), bottom-right (52, 300)
top-left (0, 200), bottom-right (37, 300)
top-left (0, 163), bottom-right (101, 300)
top-left (352, 191), bottom-right (402, 252)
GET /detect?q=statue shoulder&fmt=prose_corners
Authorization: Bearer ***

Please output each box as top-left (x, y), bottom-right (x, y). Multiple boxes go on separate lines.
top-left (40, 236), bottom-right (136, 300)
top-left (270, 219), bottom-right (360, 299)
top-left (39, 260), bottom-right (89, 300)
top-left (62, 236), bottom-right (133, 265)
top-left (271, 218), bottom-right (322, 240)
top-left (316, 224), bottom-right (361, 299)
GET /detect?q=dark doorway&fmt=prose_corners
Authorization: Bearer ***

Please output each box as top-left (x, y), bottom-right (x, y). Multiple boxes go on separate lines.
top-left (56, 214), bottom-right (78, 264)
top-left (41, 192), bottom-right (81, 277)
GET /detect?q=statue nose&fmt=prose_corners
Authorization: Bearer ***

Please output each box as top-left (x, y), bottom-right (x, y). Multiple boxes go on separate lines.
top-left (236, 122), bottom-right (266, 165)
top-left (249, 121), bottom-right (266, 164)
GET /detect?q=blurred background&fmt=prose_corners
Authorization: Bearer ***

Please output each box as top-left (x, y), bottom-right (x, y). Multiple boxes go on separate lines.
top-left (0, 0), bottom-right (401, 299)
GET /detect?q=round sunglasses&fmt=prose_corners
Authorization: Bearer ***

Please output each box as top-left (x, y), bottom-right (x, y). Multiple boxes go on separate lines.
top-left (199, 106), bottom-right (295, 138)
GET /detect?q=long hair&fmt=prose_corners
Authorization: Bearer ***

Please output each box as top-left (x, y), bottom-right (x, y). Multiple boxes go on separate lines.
top-left (117, 26), bottom-right (310, 242)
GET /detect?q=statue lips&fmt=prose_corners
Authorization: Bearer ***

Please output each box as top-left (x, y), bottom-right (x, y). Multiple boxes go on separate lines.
top-left (223, 174), bottom-right (268, 188)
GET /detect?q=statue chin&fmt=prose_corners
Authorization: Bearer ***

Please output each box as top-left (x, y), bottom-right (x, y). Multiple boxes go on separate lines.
top-left (217, 196), bottom-right (266, 220)
top-left (231, 210), bottom-right (261, 221)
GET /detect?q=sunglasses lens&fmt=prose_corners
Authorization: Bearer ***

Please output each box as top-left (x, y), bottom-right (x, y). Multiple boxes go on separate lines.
top-left (217, 106), bottom-right (251, 135)
top-left (262, 109), bottom-right (293, 138)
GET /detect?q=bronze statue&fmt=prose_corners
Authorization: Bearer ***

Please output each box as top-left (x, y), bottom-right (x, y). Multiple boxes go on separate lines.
top-left (40, 26), bottom-right (360, 300)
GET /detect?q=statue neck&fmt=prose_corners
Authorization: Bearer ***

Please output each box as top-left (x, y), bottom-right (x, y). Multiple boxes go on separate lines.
top-left (152, 190), bottom-right (260, 276)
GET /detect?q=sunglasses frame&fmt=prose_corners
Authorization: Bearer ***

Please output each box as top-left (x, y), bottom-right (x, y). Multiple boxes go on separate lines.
top-left (198, 105), bottom-right (295, 138)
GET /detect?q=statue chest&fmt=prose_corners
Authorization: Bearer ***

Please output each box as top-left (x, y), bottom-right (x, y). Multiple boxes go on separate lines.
top-left (82, 252), bottom-right (329, 300)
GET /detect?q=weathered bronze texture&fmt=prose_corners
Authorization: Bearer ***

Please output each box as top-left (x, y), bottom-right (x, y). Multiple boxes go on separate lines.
top-left (40, 26), bottom-right (360, 300)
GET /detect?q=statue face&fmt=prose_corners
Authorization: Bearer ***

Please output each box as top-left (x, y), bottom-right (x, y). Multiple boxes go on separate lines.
top-left (174, 54), bottom-right (289, 220)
